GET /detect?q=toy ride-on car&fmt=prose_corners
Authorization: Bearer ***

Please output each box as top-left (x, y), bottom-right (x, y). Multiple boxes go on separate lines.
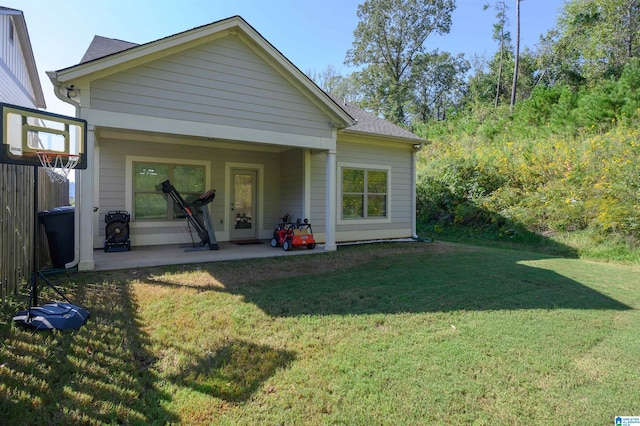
top-left (270, 215), bottom-right (317, 251)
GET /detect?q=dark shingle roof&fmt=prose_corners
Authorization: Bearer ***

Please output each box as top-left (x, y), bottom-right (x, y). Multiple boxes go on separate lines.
top-left (76, 33), bottom-right (422, 143)
top-left (79, 35), bottom-right (139, 64)
top-left (328, 94), bottom-right (423, 141)
top-left (0, 6), bottom-right (21, 13)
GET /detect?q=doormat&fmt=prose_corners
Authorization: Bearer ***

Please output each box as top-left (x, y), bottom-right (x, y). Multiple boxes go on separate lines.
top-left (233, 239), bottom-right (263, 245)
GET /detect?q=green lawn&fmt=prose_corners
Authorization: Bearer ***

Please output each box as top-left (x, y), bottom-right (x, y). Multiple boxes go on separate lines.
top-left (1, 241), bottom-right (639, 425)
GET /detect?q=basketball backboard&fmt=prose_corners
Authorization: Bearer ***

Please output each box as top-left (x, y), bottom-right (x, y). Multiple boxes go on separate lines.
top-left (0, 102), bottom-right (87, 169)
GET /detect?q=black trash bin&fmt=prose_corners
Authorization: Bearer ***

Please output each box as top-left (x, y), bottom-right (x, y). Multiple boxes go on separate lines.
top-left (38, 206), bottom-right (75, 269)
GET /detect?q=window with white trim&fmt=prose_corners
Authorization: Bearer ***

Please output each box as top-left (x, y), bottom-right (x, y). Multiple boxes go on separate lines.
top-left (341, 167), bottom-right (388, 219)
top-left (133, 162), bottom-right (205, 221)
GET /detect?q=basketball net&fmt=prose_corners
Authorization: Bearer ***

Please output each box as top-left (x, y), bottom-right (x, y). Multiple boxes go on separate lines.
top-left (36, 152), bottom-right (80, 184)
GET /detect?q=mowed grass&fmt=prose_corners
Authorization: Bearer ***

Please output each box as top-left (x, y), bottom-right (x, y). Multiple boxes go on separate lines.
top-left (1, 241), bottom-right (640, 425)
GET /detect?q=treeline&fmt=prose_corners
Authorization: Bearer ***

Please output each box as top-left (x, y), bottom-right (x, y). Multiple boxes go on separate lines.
top-left (312, 0), bottom-right (639, 128)
top-left (308, 0), bottom-right (639, 259)
top-left (411, 0), bottom-right (640, 260)
top-left (415, 61), bottom-right (639, 260)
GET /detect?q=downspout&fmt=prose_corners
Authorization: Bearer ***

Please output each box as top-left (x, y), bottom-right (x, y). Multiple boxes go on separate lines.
top-left (411, 142), bottom-right (425, 240)
top-left (49, 79), bottom-right (82, 269)
top-left (65, 102), bottom-right (82, 270)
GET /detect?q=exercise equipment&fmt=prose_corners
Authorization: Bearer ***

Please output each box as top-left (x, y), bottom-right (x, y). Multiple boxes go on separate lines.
top-left (161, 180), bottom-right (219, 250)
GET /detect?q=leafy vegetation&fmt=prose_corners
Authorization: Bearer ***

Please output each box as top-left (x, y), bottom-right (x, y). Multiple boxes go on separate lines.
top-left (416, 59), bottom-right (640, 262)
top-left (342, 0), bottom-right (456, 124)
top-left (2, 242), bottom-right (640, 424)
top-left (309, 0), bottom-right (640, 261)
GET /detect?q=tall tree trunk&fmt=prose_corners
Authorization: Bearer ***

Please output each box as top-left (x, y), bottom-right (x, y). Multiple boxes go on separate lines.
top-left (494, 37), bottom-right (504, 108)
top-left (510, 0), bottom-right (521, 113)
top-left (494, 1), bottom-right (508, 108)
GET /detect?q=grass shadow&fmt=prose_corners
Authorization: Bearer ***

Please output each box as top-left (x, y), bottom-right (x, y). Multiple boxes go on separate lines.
top-left (200, 242), bottom-right (630, 317)
top-left (0, 275), bottom-right (179, 424)
top-left (166, 340), bottom-right (295, 402)
top-left (124, 240), bottom-right (630, 317)
top-left (417, 189), bottom-right (582, 259)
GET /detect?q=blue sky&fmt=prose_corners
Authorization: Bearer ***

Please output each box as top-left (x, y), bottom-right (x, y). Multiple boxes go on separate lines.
top-left (5, 0), bottom-right (567, 116)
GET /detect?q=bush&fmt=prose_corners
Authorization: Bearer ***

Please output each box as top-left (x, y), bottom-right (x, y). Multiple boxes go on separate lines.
top-left (416, 109), bottom-right (640, 258)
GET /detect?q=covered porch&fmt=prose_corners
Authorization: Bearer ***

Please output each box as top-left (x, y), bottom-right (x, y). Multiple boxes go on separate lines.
top-left (86, 124), bottom-right (337, 251)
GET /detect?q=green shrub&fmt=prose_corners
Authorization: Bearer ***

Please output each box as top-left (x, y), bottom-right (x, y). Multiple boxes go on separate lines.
top-left (416, 100), bottom-right (640, 259)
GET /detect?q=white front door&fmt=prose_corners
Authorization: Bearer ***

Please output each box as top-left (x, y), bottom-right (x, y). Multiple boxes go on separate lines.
top-left (230, 169), bottom-right (257, 240)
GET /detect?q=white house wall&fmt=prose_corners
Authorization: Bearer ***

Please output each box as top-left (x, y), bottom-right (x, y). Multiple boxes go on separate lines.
top-left (89, 36), bottom-right (334, 140)
top-left (0, 14), bottom-right (37, 107)
top-left (311, 139), bottom-right (413, 242)
top-left (95, 137), bottom-right (284, 248)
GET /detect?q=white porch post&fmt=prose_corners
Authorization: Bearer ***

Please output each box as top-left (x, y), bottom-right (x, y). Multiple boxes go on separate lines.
top-left (78, 126), bottom-right (95, 271)
top-left (324, 149), bottom-right (337, 251)
top-left (411, 147), bottom-right (418, 238)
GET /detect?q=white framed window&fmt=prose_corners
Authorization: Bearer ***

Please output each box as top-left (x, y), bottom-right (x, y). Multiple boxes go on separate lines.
top-left (126, 156), bottom-right (210, 222)
top-left (338, 163), bottom-right (391, 224)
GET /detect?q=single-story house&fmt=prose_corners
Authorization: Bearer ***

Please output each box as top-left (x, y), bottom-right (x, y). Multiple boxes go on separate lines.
top-left (47, 16), bottom-right (425, 271)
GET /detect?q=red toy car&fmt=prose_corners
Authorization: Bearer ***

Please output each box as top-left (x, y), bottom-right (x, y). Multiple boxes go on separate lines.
top-left (270, 214), bottom-right (316, 251)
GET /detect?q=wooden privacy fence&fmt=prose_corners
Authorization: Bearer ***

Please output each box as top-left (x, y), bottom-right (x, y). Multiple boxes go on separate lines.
top-left (1, 163), bottom-right (70, 303)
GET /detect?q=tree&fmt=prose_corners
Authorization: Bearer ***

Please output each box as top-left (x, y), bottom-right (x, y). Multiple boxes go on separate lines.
top-left (345, 0), bottom-right (455, 124)
top-left (410, 50), bottom-right (470, 122)
top-left (531, 28), bottom-right (563, 87)
top-left (487, 1), bottom-right (511, 107)
top-left (306, 65), bottom-right (344, 93)
top-left (555, 0), bottom-right (640, 82)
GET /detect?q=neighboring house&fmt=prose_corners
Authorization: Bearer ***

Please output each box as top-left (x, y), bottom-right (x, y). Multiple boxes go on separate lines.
top-left (0, 6), bottom-right (45, 108)
top-left (47, 16), bottom-right (425, 271)
top-left (1, 7), bottom-right (67, 293)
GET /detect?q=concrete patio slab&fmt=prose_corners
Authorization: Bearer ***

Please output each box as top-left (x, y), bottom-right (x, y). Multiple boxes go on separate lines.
top-left (93, 241), bottom-right (326, 271)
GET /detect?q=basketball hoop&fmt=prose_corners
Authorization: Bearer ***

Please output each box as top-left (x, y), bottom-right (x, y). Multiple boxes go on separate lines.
top-left (36, 152), bottom-right (80, 184)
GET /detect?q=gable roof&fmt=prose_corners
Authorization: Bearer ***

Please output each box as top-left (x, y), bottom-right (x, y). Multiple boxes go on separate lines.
top-left (0, 7), bottom-right (45, 108)
top-left (77, 35), bottom-right (423, 143)
top-left (52, 15), bottom-right (423, 143)
top-left (49, 16), bottom-right (354, 129)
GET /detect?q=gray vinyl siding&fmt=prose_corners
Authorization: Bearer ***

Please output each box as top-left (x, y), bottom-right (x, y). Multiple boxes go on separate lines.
top-left (97, 138), bottom-right (283, 243)
top-left (336, 141), bottom-right (413, 233)
top-left (90, 36), bottom-right (333, 139)
top-left (0, 15), bottom-right (37, 107)
top-left (279, 148), bottom-right (304, 221)
top-left (309, 151), bottom-right (327, 234)
top-left (309, 140), bottom-right (413, 239)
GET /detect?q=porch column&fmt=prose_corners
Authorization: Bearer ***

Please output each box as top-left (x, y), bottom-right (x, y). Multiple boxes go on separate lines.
top-left (77, 126), bottom-right (95, 271)
top-left (411, 146), bottom-right (418, 238)
top-left (324, 149), bottom-right (337, 251)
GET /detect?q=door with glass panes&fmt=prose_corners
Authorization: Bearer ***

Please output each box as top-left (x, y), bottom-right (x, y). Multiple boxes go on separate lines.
top-left (229, 169), bottom-right (257, 240)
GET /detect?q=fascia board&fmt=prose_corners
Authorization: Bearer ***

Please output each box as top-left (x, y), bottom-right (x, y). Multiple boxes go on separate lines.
top-left (338, 129), bottom-right (425, 146)
top-left (11, 12), bottom-right (46, 108)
